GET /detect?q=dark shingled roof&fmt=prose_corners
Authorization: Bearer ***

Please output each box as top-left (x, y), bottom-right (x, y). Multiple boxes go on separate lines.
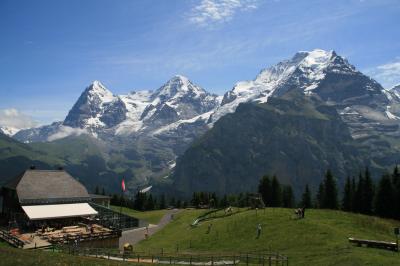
top-left (5, 170), bottom-right (91, 205)
top-left (89, 194), bottom-right (111, 200)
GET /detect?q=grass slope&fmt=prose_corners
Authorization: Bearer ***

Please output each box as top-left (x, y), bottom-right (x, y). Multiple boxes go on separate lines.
top-left (0, 243), bottom-right (143, 266)
top-left (135, 208), bottom-right (400, 265)
top-left (111, 206), bottom-right (168, 224)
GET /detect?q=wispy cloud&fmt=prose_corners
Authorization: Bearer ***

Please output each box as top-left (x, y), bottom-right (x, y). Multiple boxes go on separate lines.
top-left (0, 108), bottom-right (39, 129)
top-left (365, 58), bottom-right (400, 88)
top-left (47, 126), bottom-right (88, 142)
top-left (188, 0), bottom-right (259, 27)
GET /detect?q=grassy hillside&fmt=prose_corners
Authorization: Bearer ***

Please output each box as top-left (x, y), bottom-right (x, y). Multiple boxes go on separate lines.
top-left (111, 206), bottom-right (168, 224)
top-left (0, 242), bottom-right (141, 266)
top-left (135, 208), bottom-right (400, 265)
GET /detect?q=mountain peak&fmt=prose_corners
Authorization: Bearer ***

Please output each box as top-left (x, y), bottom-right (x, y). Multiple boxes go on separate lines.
top-left (171, 75), bottom-right (189, 82)
top-left (390, 84), bottom-right (400, 91)
top-left (154, 75), bottom-right (206, 100)
top-left (84, 80), bottom-right (115, 103)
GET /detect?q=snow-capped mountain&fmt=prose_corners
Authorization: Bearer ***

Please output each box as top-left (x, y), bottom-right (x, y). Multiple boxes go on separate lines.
top-left (14, 49), bottom-right (400, 143)
top-left (209, 49), bottom-right (341, 122)
top-left (383, 84), bottom-right (400, 120)
top-left (9, 48), bottom-right (400, 193)
top-left (0, 126), bottom-right (20, 137)
top-left (63, 81), bottom-right (127, 130)
top-left (207, 49), bottom-right (398, 138)
top-left (14, 76), bottom-right (221, 142)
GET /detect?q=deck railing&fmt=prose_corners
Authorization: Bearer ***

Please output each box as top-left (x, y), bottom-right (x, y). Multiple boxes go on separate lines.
top-left (0, 229), bottom-right (25, 248)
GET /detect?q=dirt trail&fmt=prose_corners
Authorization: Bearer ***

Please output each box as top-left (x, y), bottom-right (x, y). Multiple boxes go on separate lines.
top-left (119, 209), bottom-right (180, 249)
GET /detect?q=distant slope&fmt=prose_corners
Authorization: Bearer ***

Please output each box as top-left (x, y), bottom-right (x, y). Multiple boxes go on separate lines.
top-left (0, 133), bottom-right (122, 192)
top-left (0, 133), bottom-right (57, 185)
top-left (135, 208), bottom-right (400, 266)
top-left (170, 93), bottom-right (373, 197)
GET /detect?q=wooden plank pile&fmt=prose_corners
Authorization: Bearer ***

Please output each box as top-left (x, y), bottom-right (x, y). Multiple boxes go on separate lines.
top-left (348, 237), bottom-right (398, 251)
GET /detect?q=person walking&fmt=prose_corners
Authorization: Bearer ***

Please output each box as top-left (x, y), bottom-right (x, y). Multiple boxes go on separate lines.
top-left (256, 223), bottom-right (262, 239)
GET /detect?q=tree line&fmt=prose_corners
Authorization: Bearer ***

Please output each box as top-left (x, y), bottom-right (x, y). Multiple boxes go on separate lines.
top-left (301, 166), bottom-right (400, 220)
top-left (96, 165), bottom-right (400, 220)
top-left (257, 175), bottom-right (295, 208)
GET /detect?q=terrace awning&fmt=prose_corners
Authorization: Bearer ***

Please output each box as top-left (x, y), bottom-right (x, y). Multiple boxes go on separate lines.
top-left (21, 203), bottom-right (98, 220)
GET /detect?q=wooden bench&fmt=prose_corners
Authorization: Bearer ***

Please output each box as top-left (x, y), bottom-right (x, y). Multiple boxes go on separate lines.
top-left (349, 237), bottom-right (398, 251)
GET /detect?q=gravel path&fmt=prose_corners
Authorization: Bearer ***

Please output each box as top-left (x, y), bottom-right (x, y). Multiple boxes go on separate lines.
top-left (119, 209), bottom-right (180, 249)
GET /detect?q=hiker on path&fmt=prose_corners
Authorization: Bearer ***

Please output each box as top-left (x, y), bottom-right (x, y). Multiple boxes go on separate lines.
top-left (256, 223), bottom-right (262, 239)
top-left (207, 223), bottom-right (213, 234)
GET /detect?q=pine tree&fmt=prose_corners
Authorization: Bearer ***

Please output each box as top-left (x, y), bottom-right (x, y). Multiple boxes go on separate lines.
top-left (316, 183), bottom-right (325, 208)
top-left (392, 166), bottom-right (400, 219)
top-left (301, 184), bottom-right (312, 208)
top-left (342, 176), bottom-right (352, 211)
top-left (354, 172), bottom-right (364, 213)
top-left (159, 194), bottom-right (166, 209)
top-left (211, 192), bottom-right (218, 208)
top-left (191, 192), bottom-right (200, 207)
top-left (145, 194), bottom-right (155, 210)
top-left (362, 167), bottom-right (374, 214)
top-left (271, 175), bottom-right (282, 207)
top-left (282, 185), bottom-right (295, 208)
top-left (169, 197), bottom-right (176, 207)
top-left (237, 193), bottom-right (245, 207)
top-left (101, 187), bottom-right (106, 196)
top-left (322, 170), bottom-right (338, 209)
top-left (220, 195), bottom-right (229, 208)
top-left (374, 174), bottom-right (394, 218)
top-left (95, 185), bottom-right (99, 195)
top-left (133, 191), bottom-right (146, 211)
top-left (258, 175), bottom-right (272, 206)
top-left (351, 177), bottom-right (357, 212)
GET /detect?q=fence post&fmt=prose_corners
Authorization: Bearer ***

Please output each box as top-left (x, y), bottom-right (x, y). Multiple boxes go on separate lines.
top-left (246, 254), bottom-right (249, 266)
top-left (211, 256), bottom-right (214, 266)
top-left (269, 256), bottom-right (272, 266)
top-left (170, 256), bottom-right (172, 264)
top-left (233, 255), bottom-right (236, 265)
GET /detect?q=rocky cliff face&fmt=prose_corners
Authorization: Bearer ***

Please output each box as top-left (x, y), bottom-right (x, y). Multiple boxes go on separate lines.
top-left (63, 81), bottom-right (127, 130)
top-left (170, 93), bottom-right (377, 197)
top-left (210, 49), bottom-right (398, 139)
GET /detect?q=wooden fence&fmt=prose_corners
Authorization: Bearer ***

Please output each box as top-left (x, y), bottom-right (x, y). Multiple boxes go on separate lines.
top-left (56, 246), bottom-right (289, 265)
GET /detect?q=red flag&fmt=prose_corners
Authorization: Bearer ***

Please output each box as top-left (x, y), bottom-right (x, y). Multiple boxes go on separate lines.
top-left (121, 178), bottom-right (126, 192)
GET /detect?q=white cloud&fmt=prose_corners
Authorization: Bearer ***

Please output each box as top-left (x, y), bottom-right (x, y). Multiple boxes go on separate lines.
top-left (47, 126), bottom-right (88, 142)
top-left (188, 0), bottom-right (259, 27)
top-left (366, 58), bottom-right (400, 89)
top-left (0, 108), bottom-right (39, 129)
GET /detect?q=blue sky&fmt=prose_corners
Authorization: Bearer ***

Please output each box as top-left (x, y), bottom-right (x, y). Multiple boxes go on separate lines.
top-left (0, 0), bottom-right (400, 126)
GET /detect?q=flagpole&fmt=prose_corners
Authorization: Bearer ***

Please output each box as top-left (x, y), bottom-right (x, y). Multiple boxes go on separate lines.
top-left (119, 177), bottom-right (125, 229)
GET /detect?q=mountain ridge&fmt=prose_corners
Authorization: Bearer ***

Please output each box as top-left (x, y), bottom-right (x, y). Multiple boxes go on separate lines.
top-left (6, 49), bottom-right (400, 194)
